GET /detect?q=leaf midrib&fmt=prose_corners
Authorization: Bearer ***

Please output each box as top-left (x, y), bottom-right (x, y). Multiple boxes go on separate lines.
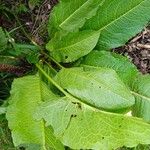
top-left (64, 69), bottom-right (131, 102)
top-left (99, 0), bottom-right (146, 32)
top-left (82, 66), bottom-right (150, 102)
top-left (55, 31), bottom-right (99, 52)
top-left (64, 95), bottom-right (150, 122)
top-left (59, 0), bottom-right (92, 28)
top-left (131, 91), bottom-right (150, 102)
top-left (37, 64), bottom-right (150, 116)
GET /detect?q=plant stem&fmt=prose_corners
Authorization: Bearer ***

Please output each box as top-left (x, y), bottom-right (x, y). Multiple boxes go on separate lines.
top-left (9, 25), bottom-right (24, 34)
top-left (36, 64), bottom-right (69, 97)
top-left (131, 91), bottom-right (150, 101)
top-left (12, 13), bottom-right (64, 70)
top-left (49, 56), bottom-right (64, 69)
top-left (36, 64), bottom-right (102, 111)
top-left (13, 13), bottom-right (33, 42)
top-left (42, 51), bottom-right (64, 70)
top-left (42, 52), bottom-right (64, 69)
top-left (11, 12), bottom-right (43, 51)
top-left (44, 60), bottom-right (57, 74)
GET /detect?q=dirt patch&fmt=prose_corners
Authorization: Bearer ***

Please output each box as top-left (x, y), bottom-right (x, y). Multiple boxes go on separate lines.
top-left (114, 25), bottom-right (150, 74)
top-left (0, 0), bottom-right (58, 44)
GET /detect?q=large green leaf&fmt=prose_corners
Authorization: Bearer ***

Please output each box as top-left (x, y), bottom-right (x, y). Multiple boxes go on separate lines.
top-left (46, 30), bottom-right (100, 63)
top-left (48, 0), bottom-right (104, 36)
top-left (132, 75), bottom-right (150, 122)
top-left (83, 0), bottom-right (150, 50)
top-left (81, 51), bottom-right (139, 87)
top-left (81, 51), bottom-right (150, 122)
top-left (45, 126), bottom-right (65, 150)
top-left (54, 67), bottom-right (135, 111)
top-left (35, 92), bottom-right (150, 150)
top-left (6, 75), bottom-right (64, 150)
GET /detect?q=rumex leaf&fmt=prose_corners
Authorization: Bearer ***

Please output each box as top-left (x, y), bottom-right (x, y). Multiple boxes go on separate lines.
top-left (46, 30), bottom-right (100, 63)
top-left (82, 51), bottom-right (150, 122)
top-left (81, 50), bottom-right (139, 87)
top-left (35, 91), bottom-right (150, 150)
top-left (132, 75), bottom-right (150, 122)
top-left (54, 67), bottom-right (135, 111)
top-left (83, 0), bottom-right (150, 50)
top-left (6, 75), bottom-right (64, 150)
top-left (48, 0), bottom-right (105, 36)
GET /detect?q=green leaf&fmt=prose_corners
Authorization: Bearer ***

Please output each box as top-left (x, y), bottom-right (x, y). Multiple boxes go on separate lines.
top-left (0, 107), bottom-right (6, 115)
top-left (54, 67), bottom-right (135, 111)
top-left (29, 0), bottom-right (41, 9)
top-left (45, 126), bottom-right (65, 150)
top-left (132, 75), bottom-right (150, 122)
top-left (18, 143), bottom-right (41, 150)
top-left (15, 4), bottom-right (28, 14)
top-left (48, 0), bottom-right (105, 36)
top-left (83, 0), bottom-right (150, 50)
top-left (0, 27), bottom-right (7, 52)
top-left (81, 51), bottom-right (150, 122)
top-left (35, 92), bottom-right (150, 150)
top-left (46, 30), bottom-right (100, 63)
top-left (81, 51), bottom-right (139, 87)
top-left (6, 75), bottom-right (64, 150)
top-left (13, 44), bottom-right (40, 64)
top-left (19, 127), bottom-right (65, 150)
top-left (0, 56), bottom-right (21, 66)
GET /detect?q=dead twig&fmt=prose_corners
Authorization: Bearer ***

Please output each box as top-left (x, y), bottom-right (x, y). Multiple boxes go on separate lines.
top-left (137, 43), bottom-right (150, 49)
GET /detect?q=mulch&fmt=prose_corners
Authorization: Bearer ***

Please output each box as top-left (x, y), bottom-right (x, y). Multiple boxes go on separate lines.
top-left (114, 25), bottom-right (150, 74)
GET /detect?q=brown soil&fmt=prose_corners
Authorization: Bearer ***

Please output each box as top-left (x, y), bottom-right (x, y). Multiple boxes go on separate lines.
top-left (114, 25), bottom-right (150, 74)
top-left (0, 0), bottom-right (58, 44)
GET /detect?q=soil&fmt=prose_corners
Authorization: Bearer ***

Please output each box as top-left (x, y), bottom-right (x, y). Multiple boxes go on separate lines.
top-left (114, 26), bottom-right (150, 74)
top-left (0, 0), bottom-right (58, 44)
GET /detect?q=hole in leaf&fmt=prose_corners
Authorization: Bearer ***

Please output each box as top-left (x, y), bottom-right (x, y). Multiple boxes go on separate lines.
top-left (72, 102), bottom-right (82, 110)
top-left (65, 56), bottom-right (68, 59)
top-left (71, 114), bottom-right (77, 118)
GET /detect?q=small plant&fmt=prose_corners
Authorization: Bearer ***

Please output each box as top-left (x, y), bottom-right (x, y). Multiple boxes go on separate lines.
top-left (1, 0), bottom-right (150, 149)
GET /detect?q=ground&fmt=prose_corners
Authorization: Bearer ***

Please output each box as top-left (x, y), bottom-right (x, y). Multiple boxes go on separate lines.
top-left (114, 25), bottom-right (150, 74)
